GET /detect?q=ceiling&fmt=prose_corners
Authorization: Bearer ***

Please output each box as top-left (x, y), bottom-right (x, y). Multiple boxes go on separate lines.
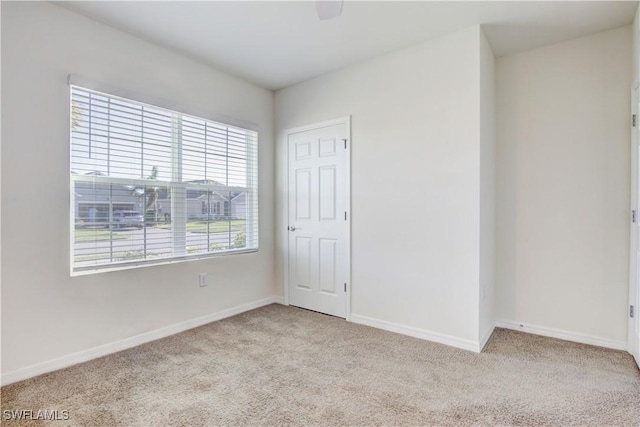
top-left (58, 1), bottom-right (638, 91)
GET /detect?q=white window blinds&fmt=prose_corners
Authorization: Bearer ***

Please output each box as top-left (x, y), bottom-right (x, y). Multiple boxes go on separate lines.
top-left (70, 85), bottom-right (258, 274)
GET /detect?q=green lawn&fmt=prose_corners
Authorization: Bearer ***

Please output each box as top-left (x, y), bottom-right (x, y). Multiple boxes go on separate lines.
top-left (74, 220), bottom-right (245, 243)
top-left (74, 229), bottom-right (129, 243)
top-left (154, 220), bottom-right (246, 234)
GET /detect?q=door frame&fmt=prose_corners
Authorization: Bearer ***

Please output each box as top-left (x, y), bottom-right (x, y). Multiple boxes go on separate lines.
top-left (629, 82), bottom-right (640, 365)
top-left (283, 116), bottom-right (352, 321)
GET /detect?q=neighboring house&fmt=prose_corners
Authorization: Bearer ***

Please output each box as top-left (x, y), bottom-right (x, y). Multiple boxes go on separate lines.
top-left (74, 174), bottom-right (247, 226)
top-left (183, 179), bottom-right (247, 220)
top-left (74, 176), bottom-right (144, 226)
top-left (186, 191), bottom-right (246, 220)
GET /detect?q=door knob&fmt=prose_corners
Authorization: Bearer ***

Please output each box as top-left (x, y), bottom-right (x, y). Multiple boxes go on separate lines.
top-left (288, 226), bottom-right (297, 231)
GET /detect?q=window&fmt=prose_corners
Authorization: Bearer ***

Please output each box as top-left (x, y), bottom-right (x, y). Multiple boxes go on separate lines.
top-left (70, 85), bottom-right (258, 274)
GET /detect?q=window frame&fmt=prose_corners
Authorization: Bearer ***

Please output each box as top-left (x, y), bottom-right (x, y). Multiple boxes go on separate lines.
top-left (69, 77), bottom-right (259, 276)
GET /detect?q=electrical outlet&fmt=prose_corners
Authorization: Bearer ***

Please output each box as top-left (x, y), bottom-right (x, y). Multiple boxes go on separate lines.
top-left (199, 273), bottom-right (208, 287)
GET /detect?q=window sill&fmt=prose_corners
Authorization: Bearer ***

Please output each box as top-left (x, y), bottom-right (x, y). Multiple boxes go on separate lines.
top-left (70, 248), bottom-right (259, 277)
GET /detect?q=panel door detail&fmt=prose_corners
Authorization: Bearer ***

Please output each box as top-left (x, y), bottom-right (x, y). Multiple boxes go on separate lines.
top-left (287, 122), bottom-right (348, 318)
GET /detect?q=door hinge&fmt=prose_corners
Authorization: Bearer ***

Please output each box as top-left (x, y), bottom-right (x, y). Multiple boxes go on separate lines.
top-left (345, 211), bottom-right (347, 221)
top-left (633, 210), bottom-right (637, 223)
top-left (344, 283), bottom-right (347, 292)
top-left (343, 138), bottom-right (348, 149)
top-left (634, 114), bottom-right (637, 128)
top-left (631, 305), bottom-right (635, 318)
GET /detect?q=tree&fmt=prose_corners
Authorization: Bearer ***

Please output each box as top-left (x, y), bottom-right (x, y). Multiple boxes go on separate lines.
top-left (144, 166), bottom-right (160, 217)
top-left (71, 100), bottom-right (82, 130)
top-left (130, 166), bottom-right (162, 223)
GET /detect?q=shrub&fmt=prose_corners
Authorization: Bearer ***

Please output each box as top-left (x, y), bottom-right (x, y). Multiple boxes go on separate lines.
top-left (231, 232), bottom-right (246, 249)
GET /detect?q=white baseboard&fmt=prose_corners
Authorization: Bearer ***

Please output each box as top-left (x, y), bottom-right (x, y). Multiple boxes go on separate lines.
top-left (271, 296), bottom-right (285, 305)
top-left (495, 319), bottom-right (628, 351)
top-left (1, 296), bottom-right (283, 386)
top-left (351, 314), bottom-right (482, 353)
top-left (479, 325), bottom-right (495, 351)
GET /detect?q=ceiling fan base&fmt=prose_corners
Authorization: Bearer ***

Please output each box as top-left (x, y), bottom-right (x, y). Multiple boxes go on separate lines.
top-left (316, 0), bottom-right (343, 21)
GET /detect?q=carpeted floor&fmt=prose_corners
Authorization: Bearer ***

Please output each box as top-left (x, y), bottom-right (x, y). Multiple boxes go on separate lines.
top-left (2, 304), bottom-right (639, 426)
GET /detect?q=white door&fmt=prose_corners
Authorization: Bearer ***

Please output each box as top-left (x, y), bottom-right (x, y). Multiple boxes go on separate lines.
top-left (287, 119), bottom-right (350, 318)
top-left (630, 84), bottom-right (640, 368)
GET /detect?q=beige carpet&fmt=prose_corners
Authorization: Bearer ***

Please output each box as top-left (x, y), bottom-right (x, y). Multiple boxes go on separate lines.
top-left (2, 304), bottom-right (639, 426)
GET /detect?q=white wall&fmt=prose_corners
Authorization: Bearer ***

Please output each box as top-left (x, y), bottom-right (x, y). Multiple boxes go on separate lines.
top-left (629, 6), bottom-right (640, 359)
top-left (479, 29), bottom-right (496, 346)
top-left (276, 27), bottom-right (487, 348)
top-left (496, 26), bottom-right (632, 344)
top-left (634, 6), bottom-right (640, 82)
top-left (1, 2), bottom-right (276, 377)
top-left (0, 2), bottom-right (3, 377)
